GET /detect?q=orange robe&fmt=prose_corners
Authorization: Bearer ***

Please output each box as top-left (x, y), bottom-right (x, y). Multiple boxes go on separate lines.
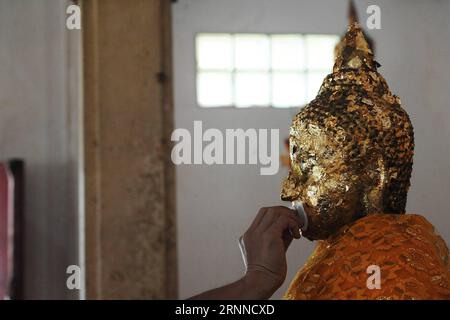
top-left (284, 214), bottom-right (450, 299)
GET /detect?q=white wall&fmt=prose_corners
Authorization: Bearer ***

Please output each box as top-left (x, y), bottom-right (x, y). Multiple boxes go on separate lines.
top-left (0, 0), bottom-right (82, 299)
top-left (173, 0), bottom-right (450, 299)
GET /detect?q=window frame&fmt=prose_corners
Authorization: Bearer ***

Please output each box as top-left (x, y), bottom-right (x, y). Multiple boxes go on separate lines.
top-left (195, 32), bottom-right (340, 109)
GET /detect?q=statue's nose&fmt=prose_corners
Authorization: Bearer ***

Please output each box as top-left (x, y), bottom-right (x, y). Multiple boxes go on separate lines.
top-left (281, 176), bottom-right (300, 201)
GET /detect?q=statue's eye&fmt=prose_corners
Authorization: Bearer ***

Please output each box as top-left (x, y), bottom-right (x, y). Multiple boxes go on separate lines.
top-left (292, 145), bottom-right (298, 154)
top-left (300, 158), bottom-right (308, 170)
top-left (323, 148), bottom-right (334, 157)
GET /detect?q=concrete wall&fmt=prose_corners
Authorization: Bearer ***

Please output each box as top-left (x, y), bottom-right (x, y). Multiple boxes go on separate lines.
top-left (173, 0), bottom-right (450, 299)
top-left (0, 0), bottom-right (82, 299)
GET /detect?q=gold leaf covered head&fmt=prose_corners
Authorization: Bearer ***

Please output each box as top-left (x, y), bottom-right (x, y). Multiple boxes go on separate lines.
top-left (281, 22), bottom-right (414, 240)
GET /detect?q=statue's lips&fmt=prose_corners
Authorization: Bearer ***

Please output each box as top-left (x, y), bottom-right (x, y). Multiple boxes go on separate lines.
top-left (292, 201), bottom-right (308, 232)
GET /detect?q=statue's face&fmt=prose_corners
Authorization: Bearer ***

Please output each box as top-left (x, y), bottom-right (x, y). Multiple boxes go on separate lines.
top-left (281, 120), bottom-right (364, 240)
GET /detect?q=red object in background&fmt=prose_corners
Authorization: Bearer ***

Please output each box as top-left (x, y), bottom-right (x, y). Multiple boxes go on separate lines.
top-left (0, 160), bottom-right (24, 300)
top-left (0, 163), bottom-right (14, 299)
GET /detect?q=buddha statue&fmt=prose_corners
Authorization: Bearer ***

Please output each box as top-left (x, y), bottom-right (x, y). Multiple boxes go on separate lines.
top-left (281, 22), bottom-right (450, 299)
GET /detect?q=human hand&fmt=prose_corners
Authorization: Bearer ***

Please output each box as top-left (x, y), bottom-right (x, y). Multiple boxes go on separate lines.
top-left (239, 206), bottom-right (303, 297)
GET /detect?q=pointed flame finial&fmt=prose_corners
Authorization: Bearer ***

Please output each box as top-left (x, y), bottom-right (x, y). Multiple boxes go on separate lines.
top-left (333, 22), bottom-right (376, 72)
top-left (349, 0), bottom-right (358, 24)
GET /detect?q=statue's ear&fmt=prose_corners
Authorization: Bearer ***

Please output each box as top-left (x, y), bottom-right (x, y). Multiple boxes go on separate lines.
top-left (361, 154), bottom-right (387, 214)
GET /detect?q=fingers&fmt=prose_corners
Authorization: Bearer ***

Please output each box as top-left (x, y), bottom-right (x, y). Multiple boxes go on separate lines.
top-left (288, 219), bottom-right (302, 239)
top-left (272, 214), bottom-right (301, 239)
top-left (276, 215), bottom-right (301, 251)
top-left (282, 229), bottom-right (294, 250)
top-left (256, 206), bottom-right (302, 234)
top-left (257, 207), bottom-right (280, 232)
top-left (274, 206), bottom-right (303, 230)
top-left (244, 206), bottom-right (302, 254)
top-left (240, 206), bottom-right (301, 288)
